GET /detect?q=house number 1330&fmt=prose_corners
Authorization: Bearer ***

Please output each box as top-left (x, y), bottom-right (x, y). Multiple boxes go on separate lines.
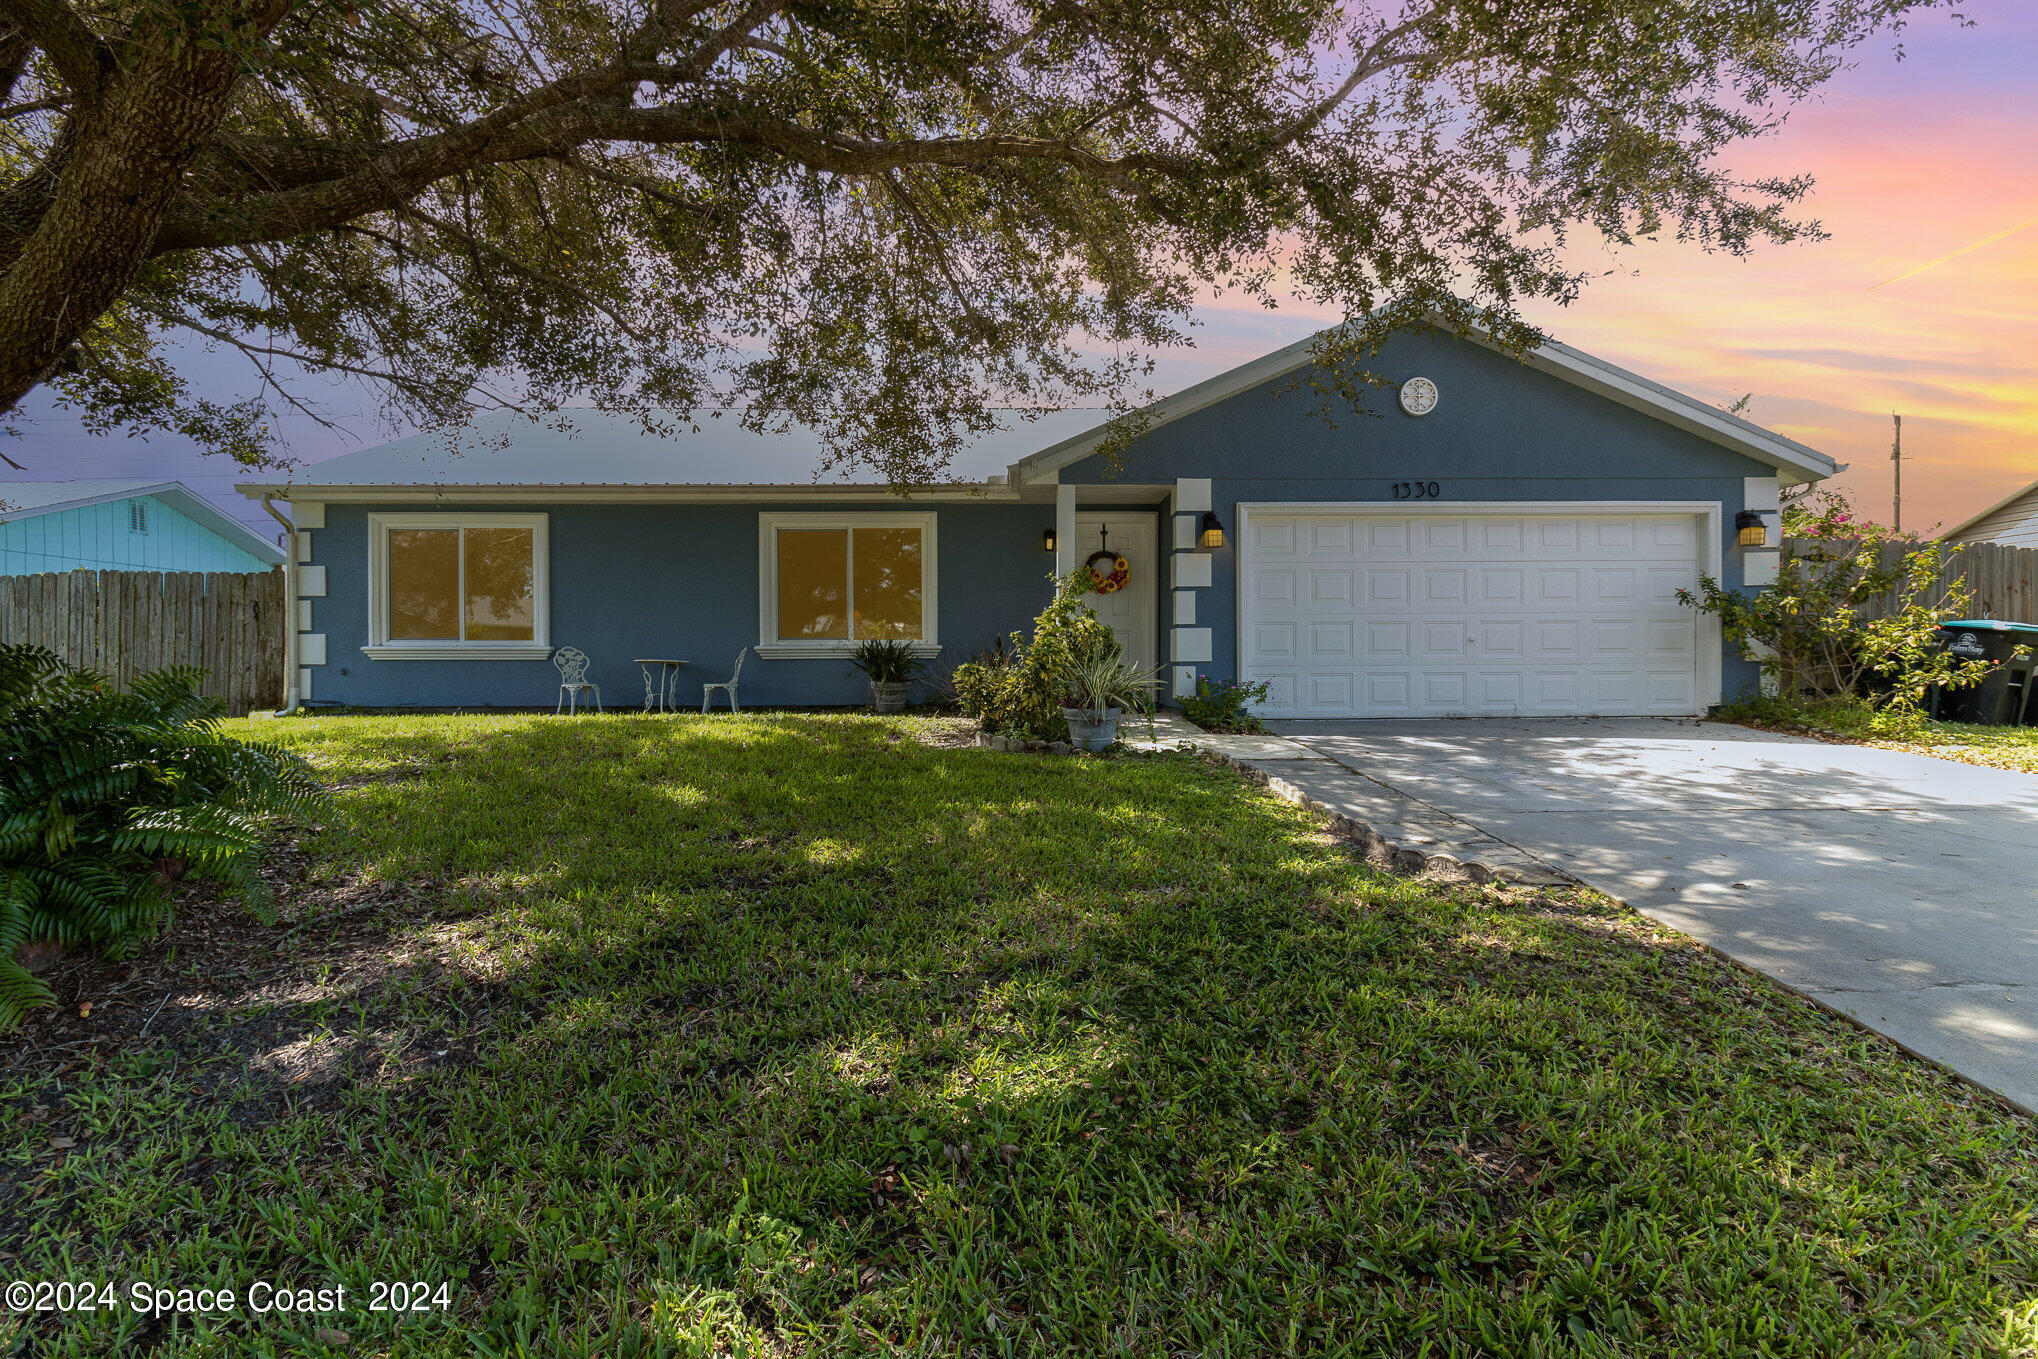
top-left (1391, 481), bottom-right (1441, 500)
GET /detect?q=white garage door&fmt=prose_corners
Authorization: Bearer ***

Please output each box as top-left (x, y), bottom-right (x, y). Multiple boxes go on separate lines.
top-left (1242, 508), bottom-right (1707, 718)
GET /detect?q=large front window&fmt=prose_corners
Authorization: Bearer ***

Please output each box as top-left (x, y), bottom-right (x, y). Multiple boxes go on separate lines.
top-left (366, 513), bottom-right (550, 659)
top-left (759, 513), bottom-right (937, 655)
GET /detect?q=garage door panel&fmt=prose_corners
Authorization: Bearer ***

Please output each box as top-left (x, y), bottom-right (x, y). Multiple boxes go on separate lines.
top-left (1480, 520), bottom-right (1525, 554)
top-left (1478, 568), bottom-right (1526, 604)
top-left (1478, 621), bottom-right (1524, 656)
top-left (1253, 520), bottom-right (1297, 555)
top-left (1309, 520), bottom-right (1356, 555)
top-left (1252, 622), bottom-right (1297, 659)
top-left (1420, 621), bottom-right (1467, 659)
top-left (1424, 569), bottom-right (1469, 604)
top-left (1366, 521), bottom-right (1412, 554)
top-left (1531, 619), bottom-right (1582, 659)
top-left (1591, 568), bottom-right (1638, 602)
top-left (1308, 621), bottom-right (1357, 659)
top-left (1308, 570), bottom-right (1352, 604)
top-left (1644, 566), bottom-right (1694, 603)
top-left (1365, 569), bottom-right (1411, 604)
top-left (1477, 672), bottom-right (1523, 708)
top-left (1364, 672), bottom-right (1409, 712)
top-left (1251, 570), bottom-right (1297, 606)
top-left (1536, 567), bottom-right (1582, 603)
top-left (1365, 622), bottom-right (1410, 658)
top-left (1244, 509), bottom-right (1705, 719)
top-left (1421, 519), bottom-right (1469, 554)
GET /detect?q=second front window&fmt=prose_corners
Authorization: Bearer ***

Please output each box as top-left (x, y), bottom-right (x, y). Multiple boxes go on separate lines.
top-left (759, 513), bottom-right (937, 653)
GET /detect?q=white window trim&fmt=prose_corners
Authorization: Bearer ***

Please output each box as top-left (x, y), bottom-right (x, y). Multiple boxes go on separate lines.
top-left (756, 511), bottom-right (940, 658)
top-left (362, 512), bottom-right (551, 661)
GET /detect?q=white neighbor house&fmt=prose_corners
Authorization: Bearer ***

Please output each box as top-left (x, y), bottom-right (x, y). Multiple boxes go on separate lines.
top-left (1940, 474), bottom-right (2038, 551)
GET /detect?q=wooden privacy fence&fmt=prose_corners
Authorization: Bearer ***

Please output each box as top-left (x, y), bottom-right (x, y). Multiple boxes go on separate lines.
top-left (1783, 537), bottom-right (2038, 625)
top-left (0, 568), bottom-right (285, 713)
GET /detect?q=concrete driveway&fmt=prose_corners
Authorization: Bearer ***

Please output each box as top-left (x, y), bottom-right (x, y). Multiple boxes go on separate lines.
top-left (1271, 717), bottom-right (2038, 1114)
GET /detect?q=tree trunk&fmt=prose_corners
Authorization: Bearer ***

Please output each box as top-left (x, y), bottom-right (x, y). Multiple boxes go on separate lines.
top-left (0, 4), bottom-right (288, 415)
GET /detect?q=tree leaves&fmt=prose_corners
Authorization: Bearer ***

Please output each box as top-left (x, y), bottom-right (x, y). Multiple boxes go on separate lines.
top-left (0, 0), bottom-right (1956, 480)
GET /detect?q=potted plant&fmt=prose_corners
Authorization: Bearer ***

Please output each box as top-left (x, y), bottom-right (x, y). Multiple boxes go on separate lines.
top-left (1056, 643), bottom-right (1158, 751)
top-left (848, 638), bottom-right (928, 713)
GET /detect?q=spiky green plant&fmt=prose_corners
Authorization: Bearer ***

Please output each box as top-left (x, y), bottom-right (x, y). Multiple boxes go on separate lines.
top-left (0, 645), bottom-right (324, 1029)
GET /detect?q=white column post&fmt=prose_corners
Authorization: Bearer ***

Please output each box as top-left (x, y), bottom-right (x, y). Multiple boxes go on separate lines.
top-left (1054, 482), bottom-right (1077, 579)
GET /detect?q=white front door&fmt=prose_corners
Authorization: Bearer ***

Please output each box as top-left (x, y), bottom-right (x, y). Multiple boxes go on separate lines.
top-left (1075, 513), bottom-right (1157, 677)
top-left (1240, 507), bottom-right (1709, 718)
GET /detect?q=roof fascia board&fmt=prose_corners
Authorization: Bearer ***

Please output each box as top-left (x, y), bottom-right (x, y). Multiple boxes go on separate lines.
top-left (0, 481), bottom-right (180, 523)
top-left (234, 482), bottom-right (1025, 505)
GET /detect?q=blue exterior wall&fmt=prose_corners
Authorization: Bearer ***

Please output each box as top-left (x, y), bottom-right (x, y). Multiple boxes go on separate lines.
top-left (305, 502), bottom-right (1074, 708)
top-left (1059, 328), bottom-right (1775, 701)
top-left (0, 495), bottom-right (277, 575)
top-left (301, 329), bottom-right (1787, 709)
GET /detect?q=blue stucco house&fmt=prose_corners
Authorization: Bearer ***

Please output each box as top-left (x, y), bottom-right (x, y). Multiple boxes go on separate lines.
top-left (237, 324), bottom-right (1835, 716)
top-left (1, 480), bottom-right (285, 576)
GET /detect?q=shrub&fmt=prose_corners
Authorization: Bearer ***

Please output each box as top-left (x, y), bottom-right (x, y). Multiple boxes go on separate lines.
top-left (0, 645), bottom-right (324, 1029)
top-left (1678, 490), bottom-right (2000, 734)
top-left (1179, 675), bottom-right (1271, 733)
top-left (951, 570), bottom-right (1118, 740)
top-left (846, 638), bottom-right (929, 686)
top-left (1056, 642), bottom-right (1159, 716)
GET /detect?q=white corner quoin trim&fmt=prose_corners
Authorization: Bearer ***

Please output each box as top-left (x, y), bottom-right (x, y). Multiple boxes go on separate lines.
top-left (755, 509), bottom-right (941, 658)
top-left (361, 511), bottom-right (552, 661)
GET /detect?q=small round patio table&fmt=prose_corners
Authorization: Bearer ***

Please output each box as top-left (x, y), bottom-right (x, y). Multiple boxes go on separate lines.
top-left (634, 659), bottom-right (690, 713)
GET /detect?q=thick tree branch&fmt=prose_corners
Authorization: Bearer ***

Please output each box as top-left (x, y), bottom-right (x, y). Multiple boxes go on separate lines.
top-left (10, 0), bottom-right (114, 103)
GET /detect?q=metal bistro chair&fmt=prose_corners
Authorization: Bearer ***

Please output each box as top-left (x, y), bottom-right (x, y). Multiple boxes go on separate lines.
top-left (702, 648), bottom-right (747, 714)
top-left (553, 646), bottom-right (602, 715)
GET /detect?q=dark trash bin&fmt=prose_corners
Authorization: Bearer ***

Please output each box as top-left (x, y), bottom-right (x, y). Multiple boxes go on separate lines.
top-left (1933, 620), bottom-right (2038, 725)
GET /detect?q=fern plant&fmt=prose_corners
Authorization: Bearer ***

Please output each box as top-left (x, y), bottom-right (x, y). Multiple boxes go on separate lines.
top-left (0, 645), bottom-right (324, 1029)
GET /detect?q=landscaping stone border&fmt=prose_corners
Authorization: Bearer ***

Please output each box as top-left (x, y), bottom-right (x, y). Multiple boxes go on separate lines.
top-left (1113, 713), bottom-right (1574, 888)
top-left (1199, 750), bottom-right (1573, 887)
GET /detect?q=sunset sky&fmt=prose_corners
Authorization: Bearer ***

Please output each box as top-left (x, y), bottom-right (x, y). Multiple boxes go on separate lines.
top-left (6, 1), bottom-right (2034, 537)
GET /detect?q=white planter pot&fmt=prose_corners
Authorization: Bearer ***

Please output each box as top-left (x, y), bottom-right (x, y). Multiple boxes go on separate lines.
top-left (1061, 706), bottom-right (1122, 751)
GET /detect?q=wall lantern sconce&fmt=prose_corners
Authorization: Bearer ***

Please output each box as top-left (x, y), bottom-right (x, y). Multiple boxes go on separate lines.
top-left (1734, 509), bottom-right (1767, 548)
top-left (1042, 527), bottom-right (1057, 553)
top-left (1198, 511), bottom-right (1226, 551)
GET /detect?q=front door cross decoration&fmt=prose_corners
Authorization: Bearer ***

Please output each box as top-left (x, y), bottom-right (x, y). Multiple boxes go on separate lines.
top-left (1084, 523), bottom-right (1131, 594)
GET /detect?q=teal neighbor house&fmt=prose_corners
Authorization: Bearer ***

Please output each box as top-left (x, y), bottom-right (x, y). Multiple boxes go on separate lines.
top-left (237, 324), bottom-right (1836, 717)
top-left (1, 480), bottom-right (285, 577)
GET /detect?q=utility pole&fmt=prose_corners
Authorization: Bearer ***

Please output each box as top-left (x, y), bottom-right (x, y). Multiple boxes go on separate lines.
top-left (1891, 412), bottom-right (1902, 534)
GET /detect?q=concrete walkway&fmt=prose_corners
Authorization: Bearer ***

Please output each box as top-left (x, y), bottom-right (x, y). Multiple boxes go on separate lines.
top-left (1268, 717), bottom-right (2038, 1116)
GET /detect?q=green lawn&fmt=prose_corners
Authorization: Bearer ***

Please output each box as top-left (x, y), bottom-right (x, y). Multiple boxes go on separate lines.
top-left (5, 712), bottom-right (2035, 1357)
top-left (1716, 697), bottom-right (2038, 775)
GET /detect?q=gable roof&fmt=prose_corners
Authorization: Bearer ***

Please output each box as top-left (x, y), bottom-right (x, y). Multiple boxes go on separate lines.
top-left (0, 480), bottom-right (286, 564)
top-left (1007, 324), bottom-right (1841, 486)
top-left (236, 408), bottom-right (1107, 498)
top-left (1939, 476), bottom-right (2038, 543)
top-left (234, 324), bottom-right (1839, 501)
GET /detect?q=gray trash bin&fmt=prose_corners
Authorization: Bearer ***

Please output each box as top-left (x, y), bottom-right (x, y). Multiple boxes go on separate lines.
top-left (1934, 620), bottom-right (2038, 725)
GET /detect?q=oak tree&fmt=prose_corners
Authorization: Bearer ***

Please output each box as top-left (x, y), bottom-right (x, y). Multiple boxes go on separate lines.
top-left (0, 0), bottom-right (1952, 480)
